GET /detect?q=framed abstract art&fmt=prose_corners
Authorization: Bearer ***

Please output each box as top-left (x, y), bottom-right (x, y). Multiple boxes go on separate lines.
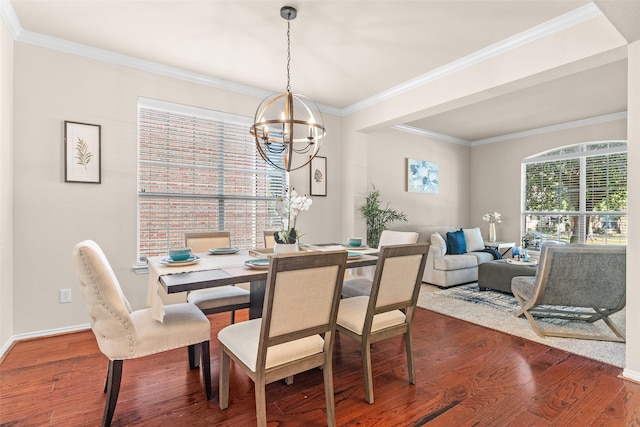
top-left (406, 158), bottom-right (438, 193)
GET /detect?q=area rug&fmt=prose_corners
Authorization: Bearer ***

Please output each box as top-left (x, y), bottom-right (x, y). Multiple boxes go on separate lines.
top-left (417, 283), bottom-right (626, 368)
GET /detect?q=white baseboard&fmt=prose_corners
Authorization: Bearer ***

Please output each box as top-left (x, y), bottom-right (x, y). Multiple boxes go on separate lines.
top-left (0, 324), bottom-right (91, 360)
top-left (621, 368), bottom-right (640, 384)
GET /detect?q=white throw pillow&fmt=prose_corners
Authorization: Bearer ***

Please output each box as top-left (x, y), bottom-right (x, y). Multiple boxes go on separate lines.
top-left (463, 227), bottom-right (485, 252)
top-left (431, 233), bottom-right (447, 256)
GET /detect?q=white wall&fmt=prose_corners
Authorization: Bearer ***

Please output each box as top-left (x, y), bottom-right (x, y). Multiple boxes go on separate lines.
top-left (365, 128), bottom-right (471, 231)
top-left (470, 119), bottom-right (628, 244)
top-left (623, 40), bottom-right (640, 381)
top-left (10, 42), bottom-right (344, 336)
top-left (0, 16), bottom-right (14, 349)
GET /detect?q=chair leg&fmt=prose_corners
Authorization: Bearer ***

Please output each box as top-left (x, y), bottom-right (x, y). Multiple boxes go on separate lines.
top-left (219, 348), bottom-right (230, 410)
top-left (255, 378), bottom-right (267, 427)
top-left (103, 359), bottom-right (123, 427)
top-left (188, 344), bottom-right (201, 369)
top-left (361, 339), bottom-right (374, 404)
top-left (201, 341), bottom-right (212, 400)
top-left (103, 362), bottom-right (111, 393)
top-left (231, 310), bottom-right (236, 324)
top-left (323, 356), bottom-right (337, 427)
top-left (405, 329), bottom-right (416, 384)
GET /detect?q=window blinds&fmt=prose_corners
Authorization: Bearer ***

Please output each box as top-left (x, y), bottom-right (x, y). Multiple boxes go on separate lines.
top-left (138, 99), bottom-right (287, 259)
top-left (522, 142), bottom-right (627, 245)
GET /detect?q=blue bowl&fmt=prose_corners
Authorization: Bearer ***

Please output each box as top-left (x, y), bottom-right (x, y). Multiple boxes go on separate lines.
top-left (169, 247), bottom-right (192, 261)
top-left (348, 238), bottom-right (362, 247)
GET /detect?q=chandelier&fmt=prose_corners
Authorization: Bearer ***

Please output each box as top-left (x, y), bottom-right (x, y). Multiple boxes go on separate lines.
top-left (250, 6), bottom-right (326, 172)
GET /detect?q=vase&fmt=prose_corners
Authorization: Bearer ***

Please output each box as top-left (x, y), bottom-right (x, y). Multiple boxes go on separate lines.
top-left (488, 222), bottom-right (497, 242)
top-left (273, 243), bottom-right (299, 254)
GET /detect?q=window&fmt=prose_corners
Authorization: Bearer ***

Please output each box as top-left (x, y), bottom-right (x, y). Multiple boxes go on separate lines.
top-left (522, 141), bottom-right (627, 248)
top-left (138, 98), bottom-right (287, 260)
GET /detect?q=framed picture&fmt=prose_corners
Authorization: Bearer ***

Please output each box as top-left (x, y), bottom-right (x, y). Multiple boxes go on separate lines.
top-left (406, 158), bottom-right (439, 193)
top-left (65, 121), bottom-right (101, 183)
top-left (310, 156), bottom-right (327, 196)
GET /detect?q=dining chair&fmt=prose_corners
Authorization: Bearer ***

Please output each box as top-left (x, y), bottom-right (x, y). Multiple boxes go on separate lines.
top-left (342, 230), bottom-right (420, 297)
top-left (72, 240), bottom-right (212, 427)
top-left (184, 231), bottom-right (250, 324)
top-left (218, 250), bottom-right (348, 427)
top-left (336, 242), bottom-right (428, 404)
top-left (263, 230), bottom-right (277, 249)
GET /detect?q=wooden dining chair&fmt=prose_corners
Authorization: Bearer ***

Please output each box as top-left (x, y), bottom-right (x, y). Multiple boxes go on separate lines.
top-left (72, 240), bottom-right (212, 427)
top-left (336, 243), bottom-right (428, 404)
top-left (185, 231), bottom-right (234, 252)
top-left (184, 231), bottom-right (250, 324)
top-left (218, 250), bottom-right (348, 427)
top-left (342, 230), bottom-right (420, 298)
top-left (263, 230), bottom-right (277, 249)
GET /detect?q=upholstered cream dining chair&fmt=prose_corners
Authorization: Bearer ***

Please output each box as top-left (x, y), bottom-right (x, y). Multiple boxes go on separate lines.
top-left (72, 240), bottom-right (212, 427)
top-left (218, 250), bottom-right (348, 427)
top-left (342, 229), bottom-right (420, 297)
top-left (336, 243), bottom-right (428, 404)
top-left (184, 231), bottom-right (250, 324)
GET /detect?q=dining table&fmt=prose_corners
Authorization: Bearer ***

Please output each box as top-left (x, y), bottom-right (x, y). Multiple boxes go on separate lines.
top-left (146, 245), bottom-right (379, 322)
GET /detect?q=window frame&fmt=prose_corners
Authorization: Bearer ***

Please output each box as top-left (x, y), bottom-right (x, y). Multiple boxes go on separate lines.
top-left (136, 97), bottom-right (288, 268)
top-left (521, 141), bottom-right (627, 248)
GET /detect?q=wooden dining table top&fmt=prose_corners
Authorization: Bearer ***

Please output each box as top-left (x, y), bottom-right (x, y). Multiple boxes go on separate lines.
top-left (150, 247), bottom-right (378, 293)
top-left (146, 246), bottom-right (379, 321)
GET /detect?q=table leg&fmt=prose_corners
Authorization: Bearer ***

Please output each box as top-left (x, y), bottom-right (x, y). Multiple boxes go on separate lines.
top-left (249, 279), bottom-right (266, 319)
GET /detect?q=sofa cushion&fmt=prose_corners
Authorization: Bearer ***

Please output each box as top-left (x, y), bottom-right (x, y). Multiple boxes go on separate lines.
top-left (390, 224), bottom-right (457, 244)
top-left (431, 233), bottom-right (446, 256)
top-left (434, 254), bottom-right (478, 270)
top-left (467, 251), bottom-right (495, 264)
top-left (463, 227), bottom-right (485, 252)
top-left (446, 229), bottom-right (466, 255)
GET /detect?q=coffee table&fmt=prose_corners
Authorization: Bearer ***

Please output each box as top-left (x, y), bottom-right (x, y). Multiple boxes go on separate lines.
top-left (477, 259), bottom-right (537, 294)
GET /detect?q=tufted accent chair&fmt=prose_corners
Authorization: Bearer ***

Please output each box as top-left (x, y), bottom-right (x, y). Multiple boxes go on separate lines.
top-left (72, 240), bottom-right (212, 426)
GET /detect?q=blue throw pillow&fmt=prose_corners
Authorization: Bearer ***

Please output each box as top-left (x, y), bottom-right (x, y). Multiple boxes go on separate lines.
top-left (446, 229), bottom-right (467, 255)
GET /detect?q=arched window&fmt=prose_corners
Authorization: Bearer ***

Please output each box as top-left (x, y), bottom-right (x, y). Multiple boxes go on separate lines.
top-left (522, 141), bottom-right (627, 249)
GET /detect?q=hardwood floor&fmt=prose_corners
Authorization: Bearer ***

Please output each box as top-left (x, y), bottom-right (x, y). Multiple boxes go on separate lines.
top-left (2, 308), bottom-right (640, 426)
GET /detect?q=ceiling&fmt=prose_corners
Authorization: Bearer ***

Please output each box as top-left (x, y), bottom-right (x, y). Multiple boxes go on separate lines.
top-left (7, 0), bottom-right (637, 143)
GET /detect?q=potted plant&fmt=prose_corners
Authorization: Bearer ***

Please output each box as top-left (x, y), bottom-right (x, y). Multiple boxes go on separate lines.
top-left (359, 185), bottom-right (407, 248)
top-left (273, 188), bottom-right (312, 252)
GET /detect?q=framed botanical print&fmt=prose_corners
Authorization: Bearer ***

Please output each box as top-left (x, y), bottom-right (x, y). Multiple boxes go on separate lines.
top-left (65, 121), bottom-right (101, 183)
top-left (310, 156), bottom-right (327, 196)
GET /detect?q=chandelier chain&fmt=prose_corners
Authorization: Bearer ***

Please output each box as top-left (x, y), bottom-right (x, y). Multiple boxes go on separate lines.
top-left (286, 20), bottom-right (291, 92)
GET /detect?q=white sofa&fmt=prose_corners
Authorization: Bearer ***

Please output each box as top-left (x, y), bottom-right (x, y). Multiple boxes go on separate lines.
top-left (389, 225), bottom-right (496, 288)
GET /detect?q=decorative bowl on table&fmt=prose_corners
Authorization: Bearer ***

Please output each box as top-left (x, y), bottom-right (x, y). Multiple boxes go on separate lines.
top-left (348, 237), bottom-right (363, 247)
top-left (168, 247), bottom-right (192, 261)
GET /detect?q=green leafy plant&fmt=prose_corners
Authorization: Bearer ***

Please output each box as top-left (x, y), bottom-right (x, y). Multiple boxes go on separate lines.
top-left (359, 185), bottom-right (407, 248)
top-left (75, 137), bottom-right (93, 169)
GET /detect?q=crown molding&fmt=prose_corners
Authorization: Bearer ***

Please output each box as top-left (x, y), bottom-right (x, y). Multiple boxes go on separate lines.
top-left (342, 3), bottom-right (602, 116)
top-left (0, 0), bottom-right (21, 39)
top-left (394, 111), bottom-right (627, 147)
top-left (471, 111), bottom-right (628, 146)
top-left (392, 125), bottom-right (471, 146)
top-left (2, 0), bottom-right (600, 119)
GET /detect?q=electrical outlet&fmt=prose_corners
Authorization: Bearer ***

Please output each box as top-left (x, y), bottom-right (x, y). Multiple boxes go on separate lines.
top-left (60, 289), bottom-right (72, 303)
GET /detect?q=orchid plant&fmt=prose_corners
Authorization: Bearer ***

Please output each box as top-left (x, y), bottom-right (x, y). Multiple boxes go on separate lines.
top-left (482, 211), bottom-right (502, 224)
top-left (274, 188), bottom-right (312, 244)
